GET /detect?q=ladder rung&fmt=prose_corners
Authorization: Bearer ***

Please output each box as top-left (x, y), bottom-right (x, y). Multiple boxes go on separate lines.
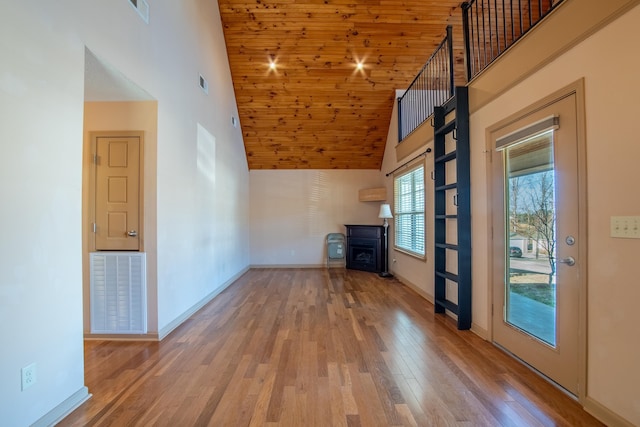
top-left (435, 119), bottom-right (456, 136)
top-left (435, 151), bottom-right (456, 163)
top-left (435, 183), bottom-right (457, 192)
top-left (435, 299), bottom-right (459, 314)
top-left (436, 271), bottom-right (459, 282)
top-left (435, 214), bottom-right (458, 220)
top-left (441, 96), bottom-right (458, 114)
top-left (436, 243), bottom-right (459, 250)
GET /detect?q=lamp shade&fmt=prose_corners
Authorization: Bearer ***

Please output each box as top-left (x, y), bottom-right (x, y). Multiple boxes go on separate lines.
top-left (378, 203), bottom-right (393, 219)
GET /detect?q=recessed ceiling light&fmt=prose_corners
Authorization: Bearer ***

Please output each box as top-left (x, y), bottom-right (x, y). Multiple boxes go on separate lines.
top-left (269, 60), bottom-right (277, 71)
top-left (355, 61), bottom-right (364, 71)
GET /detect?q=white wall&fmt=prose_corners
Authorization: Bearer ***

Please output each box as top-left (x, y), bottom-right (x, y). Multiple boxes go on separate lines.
top-left (0, 0), bottom-right (249, 425)
top-left (140, 1), bottom-right (250, 333)
top-left (250, 170), bottom-right (385, 266)
top-left (380, 94), bottom-right (436, 305)
top-left (83, 0), bottom-right (250, 335)
top-left (468, 4), bottom-right (640, 425)
top-left (0, 4), bottom-right (87, 426)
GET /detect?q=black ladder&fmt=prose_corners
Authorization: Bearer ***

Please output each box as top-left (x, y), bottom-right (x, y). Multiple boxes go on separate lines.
top-left (433, 86), bottom-right (471, 330)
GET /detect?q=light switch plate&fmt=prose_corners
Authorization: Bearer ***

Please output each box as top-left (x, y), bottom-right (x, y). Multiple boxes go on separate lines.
top-left (610, 216), bottom-right (640, 239)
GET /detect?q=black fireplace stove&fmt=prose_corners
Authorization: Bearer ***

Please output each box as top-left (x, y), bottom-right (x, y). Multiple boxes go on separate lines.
top-left (344, 225), bottom-right (385, 273)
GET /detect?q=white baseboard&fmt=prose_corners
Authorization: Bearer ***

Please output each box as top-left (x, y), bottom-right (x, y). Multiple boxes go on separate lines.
top-left (84, 332), bottom-right (159, 341)
top-left (32, 386), bottom-right (90, 427)
top-left (158, 267), bottom-right (250, 340)
top-left (470, 323), bottom-right (489, 340)
top-left (392, 271), bottom-right (489, 340)
top-left (250, 264), bottom-right (326, 269)
top-left (392, 271), bottom-right (434, 304)
top-left (584, 395), bottom-right (636, 427)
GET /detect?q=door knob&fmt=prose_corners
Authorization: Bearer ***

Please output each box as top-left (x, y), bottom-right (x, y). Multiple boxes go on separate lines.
top-left (557, 256), bottom-right (575, 266)
top-left (127, 230), bottom-right (138, 237)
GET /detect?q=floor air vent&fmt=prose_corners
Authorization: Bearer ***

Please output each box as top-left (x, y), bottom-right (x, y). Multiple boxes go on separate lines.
top-left (90, 252), bottom-right (147, 334)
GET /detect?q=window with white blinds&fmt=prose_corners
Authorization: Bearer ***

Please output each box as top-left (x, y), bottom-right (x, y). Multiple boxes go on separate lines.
top-left (393, 163), bottom-right (425, 257)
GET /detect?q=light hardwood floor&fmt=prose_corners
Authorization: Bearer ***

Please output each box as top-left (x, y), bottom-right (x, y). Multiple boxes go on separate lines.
top-left (60, 268), bottom-right (603, 426)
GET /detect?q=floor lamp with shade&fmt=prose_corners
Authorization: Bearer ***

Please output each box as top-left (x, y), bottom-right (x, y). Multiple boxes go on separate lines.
top-left (378, 203), bottom-right (393, 277)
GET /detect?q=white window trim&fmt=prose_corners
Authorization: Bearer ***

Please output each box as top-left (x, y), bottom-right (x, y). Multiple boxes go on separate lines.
top-left (393, 161), bottom-right (426, 259)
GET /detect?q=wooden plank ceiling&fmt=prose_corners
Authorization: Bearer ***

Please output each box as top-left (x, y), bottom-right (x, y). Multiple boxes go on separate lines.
top-left (218, 0), bottom-right (465, 170)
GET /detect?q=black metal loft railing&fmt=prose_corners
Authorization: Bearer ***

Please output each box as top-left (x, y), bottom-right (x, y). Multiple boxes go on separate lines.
top-left (463, 0), bottom-right (565, 80)
top-left (397, 1), bottom-right (564, 141)
top-left (397, 26), bottom-right (454, 142)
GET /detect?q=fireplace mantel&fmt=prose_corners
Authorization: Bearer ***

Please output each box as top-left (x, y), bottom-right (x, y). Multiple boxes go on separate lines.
top-left (344, 225), bottom-right (385, 273)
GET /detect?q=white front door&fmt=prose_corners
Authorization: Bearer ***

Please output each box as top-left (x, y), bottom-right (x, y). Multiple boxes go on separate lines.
top-left (490, 87), bottom-right (585, 396)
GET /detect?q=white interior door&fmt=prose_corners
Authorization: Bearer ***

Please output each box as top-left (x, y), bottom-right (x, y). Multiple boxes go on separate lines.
top-left (94, 135), bottom-right (141, 251)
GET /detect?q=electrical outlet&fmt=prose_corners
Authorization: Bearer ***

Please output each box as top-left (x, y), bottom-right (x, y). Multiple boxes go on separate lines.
top-left (21, 363), bottom-right (37, 391)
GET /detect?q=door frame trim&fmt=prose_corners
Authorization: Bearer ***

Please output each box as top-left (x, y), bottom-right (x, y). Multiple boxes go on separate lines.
top-left (485, 79), bottom-right (587, 401)
top-left (88, 130), bottom-right (145, 252)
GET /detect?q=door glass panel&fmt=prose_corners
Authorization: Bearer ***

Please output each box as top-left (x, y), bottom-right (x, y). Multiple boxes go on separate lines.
top-left (504, 130), bottom-right (556, 346)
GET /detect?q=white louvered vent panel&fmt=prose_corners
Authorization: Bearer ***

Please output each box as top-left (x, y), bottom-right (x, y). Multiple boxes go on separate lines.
top-left (90, 252), bottom-right (147, 334)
